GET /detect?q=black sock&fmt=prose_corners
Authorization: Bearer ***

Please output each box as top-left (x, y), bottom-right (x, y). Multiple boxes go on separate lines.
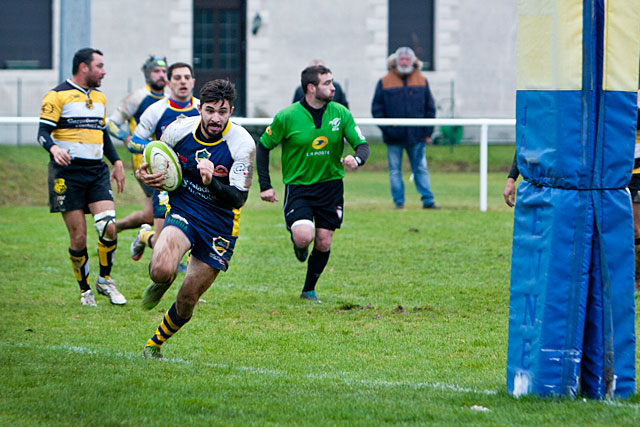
top-left (302, 248), bottom-right (330, 292)
top-left (98, 237), bottom-right (117, 279)
top-left (69, 247), bottom-right (90, 292)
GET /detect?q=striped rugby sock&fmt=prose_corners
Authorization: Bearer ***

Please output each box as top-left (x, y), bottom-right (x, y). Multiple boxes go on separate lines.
top-left (147, 302), bottom-right (191, 348)
top-left (98, 237), bottom-right (117, 279)
top-left (69, 247), bottom-right (90, 292)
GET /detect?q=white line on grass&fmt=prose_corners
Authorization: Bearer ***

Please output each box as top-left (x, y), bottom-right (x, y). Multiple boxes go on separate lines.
top-left (4, 341), bottom-right (640, 409)
top-left (3, 341), bottom-right (496, 396)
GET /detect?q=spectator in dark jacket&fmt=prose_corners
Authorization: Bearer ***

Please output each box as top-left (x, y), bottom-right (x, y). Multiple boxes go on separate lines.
top-left (371, 47), bottom-right (438, 210)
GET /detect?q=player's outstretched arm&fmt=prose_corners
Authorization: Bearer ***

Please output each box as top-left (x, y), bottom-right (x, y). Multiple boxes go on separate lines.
top-left (256, 142), bottom-right (277, 202)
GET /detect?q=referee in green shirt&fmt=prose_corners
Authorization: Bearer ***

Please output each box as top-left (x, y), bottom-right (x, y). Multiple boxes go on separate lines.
top-left (257, 65), bottom-right (370, 303)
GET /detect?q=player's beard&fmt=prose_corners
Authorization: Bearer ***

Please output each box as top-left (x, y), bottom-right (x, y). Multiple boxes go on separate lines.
top-left (86, 76), bottom-right (102, 88)
top-left (315, 92), bottom-right (334, 104)
top-left (150, 80), bottom-right (166, 92)
top-left (202, 120), bottom-right (225, 140)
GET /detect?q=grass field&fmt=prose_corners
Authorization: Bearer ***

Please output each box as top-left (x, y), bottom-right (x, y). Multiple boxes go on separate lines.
top-left (0, 145), bottom-right (639, 425)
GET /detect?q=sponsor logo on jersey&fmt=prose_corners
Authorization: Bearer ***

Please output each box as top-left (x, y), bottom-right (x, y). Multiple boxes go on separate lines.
top-left (214, 165), bottom-right (229, 177)
top-left (54, 178), bottom-right (67, 194)
top-left (312, 136), bottom-right (329, 150)
top-left (169, 213), bottom-right (189, 225)
top-left (166, 212), bottom-right (189, 233)
top-left (231, 162), bottom-right (247, 176)
top-left (212, 236), bottom-right (231, 256)
top-left (328, 118), bottom-right (341, 132)
top-left (158, 191), bottom-right (170, 206)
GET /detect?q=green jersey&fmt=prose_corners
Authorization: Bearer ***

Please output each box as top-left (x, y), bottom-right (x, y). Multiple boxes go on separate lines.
top-left (260, 101), bottom-right (367, 185)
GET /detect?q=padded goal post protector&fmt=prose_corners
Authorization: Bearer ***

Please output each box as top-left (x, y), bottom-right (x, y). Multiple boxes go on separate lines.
top-left (507, 0), bottom-right (640, 398)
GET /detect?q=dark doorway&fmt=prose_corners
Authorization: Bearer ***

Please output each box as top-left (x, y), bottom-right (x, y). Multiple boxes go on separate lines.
top-left (388, 0), bottom-right (434, 70)
top-left (193, 0), bottom-right (247, 116)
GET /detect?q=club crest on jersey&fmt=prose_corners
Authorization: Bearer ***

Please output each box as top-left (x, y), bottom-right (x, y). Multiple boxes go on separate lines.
top-left (312, 136), bottom-right (329, 150)
top-left (41, 102), bottom-right (54, 114)
top-left (212, 236), bottom-right (230, 256)
top-left (328, 118), bottom-right (341, 132)
top-left (195, 149), bottom-right (211, 162)
top-left (54, 178), bottom-right (67, 194)
top-left (266, 126), bottom-right (272, 136)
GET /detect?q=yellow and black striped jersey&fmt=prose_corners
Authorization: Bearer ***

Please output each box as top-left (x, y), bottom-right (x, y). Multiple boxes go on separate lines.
top-left (40, 79), bottom-right (107, 161)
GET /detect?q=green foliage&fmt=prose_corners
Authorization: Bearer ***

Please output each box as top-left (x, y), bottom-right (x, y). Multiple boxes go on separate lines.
top-left (0, 145), bottom-right (637, 425)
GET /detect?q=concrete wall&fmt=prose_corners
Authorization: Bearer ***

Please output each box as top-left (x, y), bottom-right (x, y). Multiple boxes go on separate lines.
top-left (92, 0), bottom-right (192, 111)
top-left (0, 0), bottom-right (517, 144)
top-left (246, 0), bottom-right (387, 119)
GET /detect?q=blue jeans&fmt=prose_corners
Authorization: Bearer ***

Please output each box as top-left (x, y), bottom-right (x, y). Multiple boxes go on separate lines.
top-left (386, 142), bottom-right (434, 207)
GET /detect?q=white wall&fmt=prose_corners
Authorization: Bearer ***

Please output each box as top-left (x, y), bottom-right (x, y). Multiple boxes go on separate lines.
top-left (92, 0), bottom-right (192, 115)
top-left (0, 0), bottom-right (518, 144)
top-left (247, 0), bottom-right (387, 119)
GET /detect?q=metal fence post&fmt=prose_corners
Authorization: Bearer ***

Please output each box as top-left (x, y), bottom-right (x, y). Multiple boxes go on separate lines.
top-left (480, 123), bottom-right (488, 212)
top-left (17, 78), bottom-right (22, 146)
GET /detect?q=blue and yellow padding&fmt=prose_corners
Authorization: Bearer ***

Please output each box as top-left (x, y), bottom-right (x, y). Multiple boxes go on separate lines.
top-left (507, 0), bottom-right (639, 399)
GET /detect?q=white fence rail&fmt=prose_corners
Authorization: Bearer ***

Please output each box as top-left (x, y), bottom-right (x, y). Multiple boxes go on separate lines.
top-left (0, 116), bottom-right (516, 212)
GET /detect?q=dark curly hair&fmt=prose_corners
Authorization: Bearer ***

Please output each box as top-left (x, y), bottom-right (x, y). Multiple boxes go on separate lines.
top-left (199, 79), bottom-right (237, 106)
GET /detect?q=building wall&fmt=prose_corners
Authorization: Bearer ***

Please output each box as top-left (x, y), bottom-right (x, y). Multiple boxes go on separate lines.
top-left (0, 0), bottom-right (517, 144)
top-left (246, 0), bottom-right (388, 119)
top-left (92, 0), bottom-right (192, 110)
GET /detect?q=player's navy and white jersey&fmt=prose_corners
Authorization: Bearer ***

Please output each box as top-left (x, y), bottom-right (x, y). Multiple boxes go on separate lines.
top-left (160, 115), bottom-right (255, 237)
top-left (107, 85), bottom-right (165, 138)
top-left (128, 97), bottom-right (200, 153)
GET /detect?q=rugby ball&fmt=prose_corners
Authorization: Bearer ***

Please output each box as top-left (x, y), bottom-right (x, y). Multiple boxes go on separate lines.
top-left (143, 141), bottom-right (182, 191)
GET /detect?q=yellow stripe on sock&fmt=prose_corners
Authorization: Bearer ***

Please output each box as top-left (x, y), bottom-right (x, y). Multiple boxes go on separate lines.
top-left (146, 339), bottom-right (160, 348)
top-left (153, 330), bottom-right (168, 344)
top-left (164, 312), bottom-right (179, 331)
top-left (141, 231), bottom-right (155, 246)
top-left (97, 241), bottom-right (116, 266)
top-left (69, 255), bottom-right (86, 281)
top-left (160, 321), bottom-right (175, 337)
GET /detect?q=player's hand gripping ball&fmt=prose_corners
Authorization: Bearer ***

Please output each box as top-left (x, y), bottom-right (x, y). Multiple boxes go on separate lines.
top-left (143, 141), bottom-right (182, 191)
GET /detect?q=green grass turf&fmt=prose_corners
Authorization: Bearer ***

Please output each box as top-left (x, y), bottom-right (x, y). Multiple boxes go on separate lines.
top-left (0, 145), bottom-right (638, 425)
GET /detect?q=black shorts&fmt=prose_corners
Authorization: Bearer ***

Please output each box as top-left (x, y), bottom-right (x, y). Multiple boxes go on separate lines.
top-left (283, 179), bottom-right (344, 231)
top-left (48, 160), bottom-right (113, 213)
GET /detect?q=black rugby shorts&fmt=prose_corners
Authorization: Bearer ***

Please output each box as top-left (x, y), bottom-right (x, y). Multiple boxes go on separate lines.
top-left (283, 179), bottom-right (344, 231)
